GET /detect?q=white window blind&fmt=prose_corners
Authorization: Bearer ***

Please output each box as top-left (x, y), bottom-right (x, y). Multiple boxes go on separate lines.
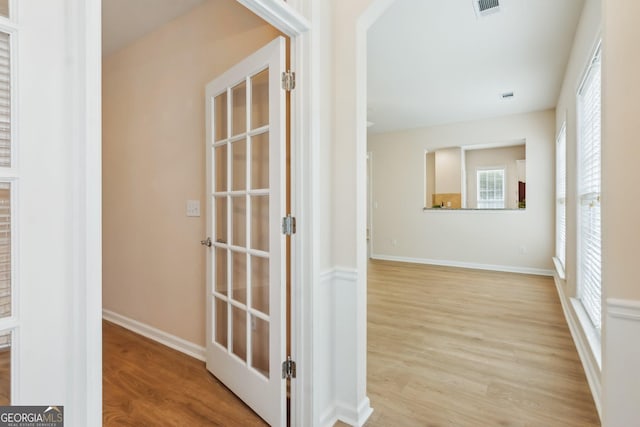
top-left (477, 169), bottom-right (505, 209)
top-left (577, 46), bottom-right (601, 331)
top-left (556, 124), bottom-right (566, 269)
top-left (0, 31), bottom-right (9, 167)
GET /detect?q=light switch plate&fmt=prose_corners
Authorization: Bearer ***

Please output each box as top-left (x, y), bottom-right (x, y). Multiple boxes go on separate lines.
top-left (186, 200), bottom-right (200, 217)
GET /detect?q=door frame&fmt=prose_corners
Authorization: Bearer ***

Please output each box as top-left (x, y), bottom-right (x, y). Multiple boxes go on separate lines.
top-left (71, 0), bottom-right (311, 425)
top-left (218, 2), bottom-right (314, 426)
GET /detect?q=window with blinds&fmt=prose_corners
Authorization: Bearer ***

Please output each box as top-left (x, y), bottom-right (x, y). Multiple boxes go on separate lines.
top-left (556, 124), bottom-right (566, 270)
top-left (477, 168), bottom-right (505, 209)
top-left (577, 45), bottom-right (601, 331)
top-left (0, 31), bottom-right (9, 167)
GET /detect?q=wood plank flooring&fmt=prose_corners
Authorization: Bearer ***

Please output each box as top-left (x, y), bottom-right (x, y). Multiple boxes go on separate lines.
top-left (360, 260), bottom-right (600, 427)
top-left (103, 321), bottom-right (266, 426)
top-left (103, 260), bottom-right (599, 426)
top-left (0, 348), bottom-right (9, 405)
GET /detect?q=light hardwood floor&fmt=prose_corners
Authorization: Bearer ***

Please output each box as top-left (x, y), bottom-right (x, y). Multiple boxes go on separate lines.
top-left (103, 321), bottom-right (266, 426)
top-left (0, 348), bottom-right (8, 405)
top-left (359, 260), bottom-right (600, 427)
top-left (103, 260), bottom-right (600, 426)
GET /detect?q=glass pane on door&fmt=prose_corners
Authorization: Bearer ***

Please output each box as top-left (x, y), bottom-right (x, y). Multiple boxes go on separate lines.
top-left (251, 255), bottom-right (269, 315)
top-left (214, 145), bottom-right (227, 192)
top-left (214, 248), bottom-right (227, 296)
top-left (214, 298), bottom-right (227, 348)
top-left (251, 195), bottom-right (269, 252)
top-left (231, 306), bottom-right (247, 361)
top-left (231, 197), bottom-right (246, 247)
top-left (213, 92), bottom-right (227, 142)
top-left (251, 69), bottom-right (269, 129)
top-left (231, 139), bottom-right (246, 191)
top-left (214, 196), bottom-right (227, 244)
top-left (251, 132), bottom-right (269, 189)
top-left (231, 81), bottom-right (246, 137)
top-left (251, 315), bottom-right (269, 378)
top-left (231, 252), bottom-right (247, 304)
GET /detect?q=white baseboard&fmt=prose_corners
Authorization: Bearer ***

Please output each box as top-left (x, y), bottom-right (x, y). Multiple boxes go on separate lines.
top-left (320, 398), bottom-right (373, 427)
top-left (371, 254), bottom-right (554, 276)
top-left (552, 276), bottom-right (602, 418)
top-left (103, 309), bottom-right (206, 362)
top-left (319, 404), bottom-right (338, 427)
top-left (355, 397), bottom-right (373, 426)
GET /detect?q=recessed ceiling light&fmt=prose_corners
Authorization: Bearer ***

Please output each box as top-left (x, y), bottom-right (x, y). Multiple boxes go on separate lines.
top-left (501, 91), bottom-right (514, 99)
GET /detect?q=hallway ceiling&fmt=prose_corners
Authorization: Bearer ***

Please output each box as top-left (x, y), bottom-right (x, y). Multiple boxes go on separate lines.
top-left (367, 0), bottom-right (586, 133)
top-left (102, 0), bottom-right (206, 56)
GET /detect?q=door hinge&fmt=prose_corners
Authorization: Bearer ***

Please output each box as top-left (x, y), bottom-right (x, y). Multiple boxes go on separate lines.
top-left (282, 215), bottom-right (296, 235)
top-left (282, 356), bottom-right (296, 379)
top-left (282, 70), bottom-right (296, 91)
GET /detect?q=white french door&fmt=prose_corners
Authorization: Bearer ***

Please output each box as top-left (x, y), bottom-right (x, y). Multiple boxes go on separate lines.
top-left (204, 37), bottom-right (286, 426)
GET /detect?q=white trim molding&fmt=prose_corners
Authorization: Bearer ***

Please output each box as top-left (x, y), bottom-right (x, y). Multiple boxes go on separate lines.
top-left (607, 298), bottom-right (640, 321)
top-left (236, 0), bottom-right (310, 36)
top-left (552, 276), bottom-right (602, 418)
top-left (603, 297), bottom-right (640, 426)
top-left (102, 310), bottom-right (206, 362)
top-left (317, 268), bottom-right (373, 427)
top-left (372, 254), bottom-right (554, 277)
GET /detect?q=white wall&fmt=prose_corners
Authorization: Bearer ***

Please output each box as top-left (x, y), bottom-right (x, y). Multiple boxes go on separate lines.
top-left (368, 110), bottom-right (555, 274)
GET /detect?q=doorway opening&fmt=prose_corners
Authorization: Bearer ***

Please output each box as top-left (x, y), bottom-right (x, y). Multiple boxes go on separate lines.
top-left (101, 1), bottom-right (307, 425)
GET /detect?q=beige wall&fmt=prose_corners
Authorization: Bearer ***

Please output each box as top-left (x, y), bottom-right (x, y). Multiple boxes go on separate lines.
top-left (102, 0), bottom-right (280, 346)
top-left (602, 0), bottom-right (640, 424)
top-left (434, 147), bottom-right (462, 194)
top-left (465, 145), bottom-right (526, 209)
top-left (368, 110), bottom-right (555, 271)
top-left (601, 0), bottom-right (640, 302)
top-left (425, 151), bottom-right (435, 206)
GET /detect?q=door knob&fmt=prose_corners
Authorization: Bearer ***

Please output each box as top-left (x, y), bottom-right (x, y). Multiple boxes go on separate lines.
top-left (200, 237), bottom-right (212, 247)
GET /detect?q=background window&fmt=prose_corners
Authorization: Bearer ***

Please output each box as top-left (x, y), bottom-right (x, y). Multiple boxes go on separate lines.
top-left (477, 169), bottom-right (505, 209)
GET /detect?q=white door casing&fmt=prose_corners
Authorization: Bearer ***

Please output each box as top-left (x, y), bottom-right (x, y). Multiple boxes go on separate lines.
top-left (205, 36), bottom-right (286, 426)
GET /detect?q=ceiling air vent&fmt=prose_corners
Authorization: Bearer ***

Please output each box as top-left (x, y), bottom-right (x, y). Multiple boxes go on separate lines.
top-left (474, 0), bottom-right (501, 17)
